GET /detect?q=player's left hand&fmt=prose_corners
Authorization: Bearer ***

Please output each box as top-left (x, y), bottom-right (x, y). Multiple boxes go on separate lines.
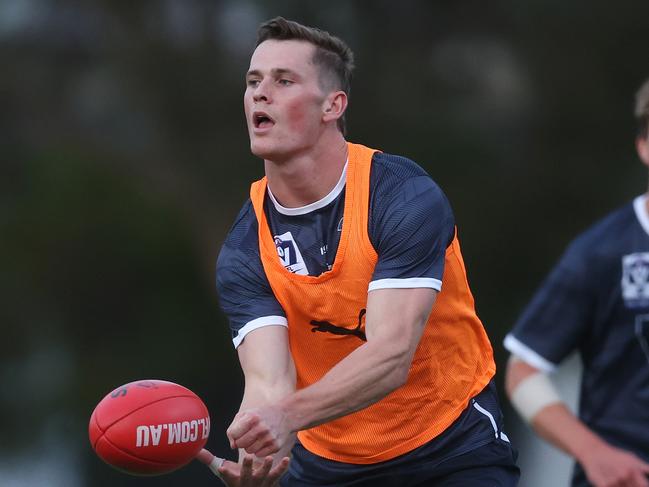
top-left (580, 442), bottom-right (649, 487)
top-left (218, 455), bottom-right (290, 487)
top-left (227, 405), bottom-right (292, 457)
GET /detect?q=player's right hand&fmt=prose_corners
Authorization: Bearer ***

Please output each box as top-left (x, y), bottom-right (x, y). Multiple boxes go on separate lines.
top-left (581, 443), bottom-right (649, 487)
top-left (217, 454), bottom-right (290, 487)
top-left (227, 406), bottom-right (292, 457)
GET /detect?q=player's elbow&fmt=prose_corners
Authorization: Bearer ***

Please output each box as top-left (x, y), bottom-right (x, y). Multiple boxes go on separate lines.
top-left (366, 329), bottom-right (418, 393)
top-left (391, 363), bottom-right (411, 390)
top-left (504, 354), bottom-right (539, 398)
top-left (381, 345), bottom-right (414, 391)
top-left (504, 356), bottom-right (518, 399)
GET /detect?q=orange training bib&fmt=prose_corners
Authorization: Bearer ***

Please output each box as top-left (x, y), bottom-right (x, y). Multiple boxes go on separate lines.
top-left (250, 142), bottom-right (495, 463)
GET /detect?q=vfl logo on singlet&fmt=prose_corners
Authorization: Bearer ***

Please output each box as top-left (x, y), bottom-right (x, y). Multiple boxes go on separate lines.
top-left (310, 309), bottom-right (367, 341)
top-left (621, 253), bottom-right (649, 308)
top-left (274, 231), bottom-right (309, 275)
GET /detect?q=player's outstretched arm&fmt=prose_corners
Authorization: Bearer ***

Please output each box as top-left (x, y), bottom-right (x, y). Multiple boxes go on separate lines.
top-left (224, 325), bottom-right (295, 486)
top-left (228, 287), bottom-right (436, 458)
top-left (506, 356), bottom-right (649, 487)
top-left (282, 287), bottom-right (437, 429)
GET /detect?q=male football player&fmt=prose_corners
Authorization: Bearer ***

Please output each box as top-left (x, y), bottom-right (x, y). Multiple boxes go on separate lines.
top-left (216, 16), bottom-right (519, 486)
top-left (504, 77), bottom-right (649, 487)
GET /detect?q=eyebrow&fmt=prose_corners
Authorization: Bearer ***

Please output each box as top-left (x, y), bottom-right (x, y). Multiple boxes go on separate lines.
top-left (246, 68), bottom-right (300, 78)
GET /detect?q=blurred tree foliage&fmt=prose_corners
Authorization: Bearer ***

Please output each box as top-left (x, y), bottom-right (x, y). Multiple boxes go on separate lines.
top-left (1, 0), bottom-right (648, 485)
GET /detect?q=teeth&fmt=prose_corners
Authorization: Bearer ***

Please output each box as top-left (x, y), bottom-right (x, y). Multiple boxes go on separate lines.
top-left (254, 114), bottom-right (272, 127)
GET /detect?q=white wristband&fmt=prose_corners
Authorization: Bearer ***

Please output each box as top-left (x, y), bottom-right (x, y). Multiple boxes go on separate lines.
top-left (511, 371), bottom-right (563, 422)
top-left (207, 456), bottom-right (225, 483)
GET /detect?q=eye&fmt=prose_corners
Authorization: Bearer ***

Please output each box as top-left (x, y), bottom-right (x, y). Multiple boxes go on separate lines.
top-left (278, 79), bottom-right (293, 86)
top-left (246, 78), bottom-right (261, 87)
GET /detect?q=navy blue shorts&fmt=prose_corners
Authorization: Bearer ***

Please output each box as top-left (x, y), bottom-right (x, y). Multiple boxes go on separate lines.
top-left (280, 381), bottom-right (519, 486)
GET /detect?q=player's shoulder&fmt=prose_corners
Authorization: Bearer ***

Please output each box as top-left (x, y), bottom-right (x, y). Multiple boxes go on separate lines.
top-left (565, 199), bottom-right (637, 262)
top-left (562, 199), bottom-right (641, 273)
top-left (370, 151), bottom-right (445, 199)
top-left (367, 151), bottom-right (454, 249)
top-left (217, 199), bottom-right (260, 269)
top-left (223, 198), bottom-right (257, 241)
top-left (371, 151), bottom-right (431, 181)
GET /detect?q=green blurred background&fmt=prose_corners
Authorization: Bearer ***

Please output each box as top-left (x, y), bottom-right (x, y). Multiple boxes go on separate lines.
top-left (1, 0), bottom-right (648, 485)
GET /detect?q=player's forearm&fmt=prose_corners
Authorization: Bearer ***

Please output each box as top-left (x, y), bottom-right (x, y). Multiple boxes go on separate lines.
top-left (506, 357), bottom-right (606, 463)
top-left (279, 338), bottom-right (411, 432)
top-left (505, 357), bottom-right (609, 463)
top-left (239, 378), bottom-right (296, 463)
top-left (240, 377), bottom-right (294, 412)
top-left (531, 403), bottom-right (609, 463)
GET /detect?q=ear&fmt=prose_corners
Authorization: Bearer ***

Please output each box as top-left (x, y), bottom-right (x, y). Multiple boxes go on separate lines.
top-left (637, 135), bottom-right (649, 168)
top-left (322, 91), bottom-right (348, 124)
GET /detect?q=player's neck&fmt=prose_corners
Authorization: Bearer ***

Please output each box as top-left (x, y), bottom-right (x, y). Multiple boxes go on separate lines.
top-left (265, 133), bottom-right (348, 208)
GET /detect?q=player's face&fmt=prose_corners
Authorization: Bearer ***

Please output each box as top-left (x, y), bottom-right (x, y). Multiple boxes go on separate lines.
top-left (638, 132), bottom-right (649, 168)
top-left (244, 39), bottom-right (329, 161)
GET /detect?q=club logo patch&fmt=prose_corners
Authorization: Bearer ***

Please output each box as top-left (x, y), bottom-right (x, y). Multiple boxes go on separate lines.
top-left (622, 253), bottom-right (649, 308)
top-left (274, 231), bottom-right (309, 275)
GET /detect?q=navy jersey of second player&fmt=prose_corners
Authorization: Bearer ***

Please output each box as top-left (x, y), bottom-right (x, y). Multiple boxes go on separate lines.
top-left (217, 152), bottom-right (455, 347)
top-left (504, 195), bottom-right (649, 460)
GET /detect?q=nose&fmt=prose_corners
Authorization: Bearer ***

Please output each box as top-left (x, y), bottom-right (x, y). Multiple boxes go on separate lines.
top-left (252, 79), bottom-right (270, 103)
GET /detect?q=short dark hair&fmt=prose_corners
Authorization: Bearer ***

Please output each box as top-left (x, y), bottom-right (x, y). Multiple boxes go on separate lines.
top-left (635, 77), bottom-right (649, 139)
top-left (256, 17), bottom-right (354, 135)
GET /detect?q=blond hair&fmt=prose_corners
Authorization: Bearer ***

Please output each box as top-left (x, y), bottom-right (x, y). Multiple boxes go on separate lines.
top-left (635, 77), bottom-right (649, 138)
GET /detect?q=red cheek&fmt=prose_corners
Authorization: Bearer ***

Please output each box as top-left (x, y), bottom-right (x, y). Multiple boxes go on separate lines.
top-left (285, 102), bottom-right (308, 130)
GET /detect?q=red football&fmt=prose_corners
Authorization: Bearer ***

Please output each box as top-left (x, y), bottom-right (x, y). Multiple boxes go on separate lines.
top-left (89, 379), bottom-right (210, 475)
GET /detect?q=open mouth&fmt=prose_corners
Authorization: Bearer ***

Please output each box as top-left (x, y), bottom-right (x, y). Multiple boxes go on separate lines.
top-left (253, 112), bottom-right (275, 129)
